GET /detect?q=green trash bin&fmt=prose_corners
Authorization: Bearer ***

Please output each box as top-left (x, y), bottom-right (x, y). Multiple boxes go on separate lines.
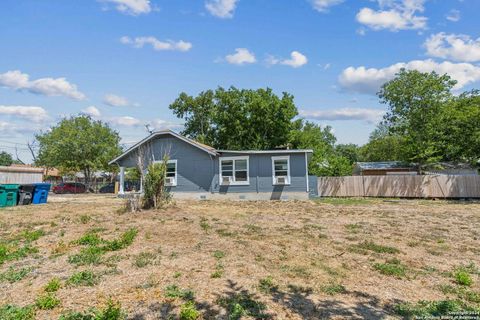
top-left (0, 184), bottom-right (19, 208)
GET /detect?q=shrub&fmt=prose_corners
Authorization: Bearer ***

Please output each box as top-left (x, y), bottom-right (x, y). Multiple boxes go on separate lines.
top-left (0, 305), bottom-right (35, 320)
top-left (0, 267), bottom-right (30, 283)
top-left (373, 258), bottom-right (407, 278)
top-left (44, 277), bottom-right (61, 292)
top-left (67, 270), bottom-right (99, 287)
top-left (179, 301), bottom-right (200, 320)
top-left (35, 293), bottom-right (61, 310)
top-left (143, 158), bottom-right (171, 209)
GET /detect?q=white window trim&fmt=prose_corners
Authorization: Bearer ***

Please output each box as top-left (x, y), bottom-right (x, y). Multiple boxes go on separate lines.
top-left (154, 159), bottom-right (177, 187)
top-left (272, 155), bottom-right (291, 185)
top-left (219, 156), bottom-right (250, 186)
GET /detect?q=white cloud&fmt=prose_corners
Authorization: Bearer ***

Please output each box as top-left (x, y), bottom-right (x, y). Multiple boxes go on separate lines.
top-left (103, 94), bottom-right (132, 107)
top-left (446, 9), bottom-right (460, 22)
top-left (300, 108), bottom-right (385, 123)
top-left (225, 48), bottom-right (256, 65)
top-left (82, 106), bottom-right (102, 117)
top-left (109, 116), bottom-right (142, 127)
top-left (356, 0), bottom-right (427, 31)
top-left (0, 105), bottom-right (48, 122)
top-left (339, 59), bottom-right (480, 94)
top-left (267, 51), bottom-right (308, 68)
top-left (424, 33), bottom-right (480, 62)
top-left (310, 0), bottom-right (344, 13)
top-left (99, 0), bottom-right (151, 15)
top-left (120, 36), bottom-right (192, 52)
top-left (148, 119), bottom-right (183, 131)
top-left (205, 0), bottom-right (238, 18)
top-left (0, 70), bottom-right (86, 100)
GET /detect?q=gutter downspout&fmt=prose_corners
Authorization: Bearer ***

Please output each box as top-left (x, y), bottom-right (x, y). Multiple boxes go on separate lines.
top-left (305, 152), bottom-right (309, 193)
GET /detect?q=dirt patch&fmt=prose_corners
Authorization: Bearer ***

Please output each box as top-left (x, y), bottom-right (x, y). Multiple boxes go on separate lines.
top-left (1, 195), bottom-right (479, 319)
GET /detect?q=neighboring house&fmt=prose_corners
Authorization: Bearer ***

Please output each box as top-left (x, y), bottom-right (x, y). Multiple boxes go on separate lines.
top-left (0, 165), bottom-right (44, 184)
top-left (353, 162), bottom-right (419, 176)
top-left (109, 130), bottom-right (314, 200)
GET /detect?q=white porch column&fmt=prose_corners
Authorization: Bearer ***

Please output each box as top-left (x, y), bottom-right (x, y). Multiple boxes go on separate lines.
top-left (119, 166), bottom-right (125, 195)
top-left (139, 175), bottom-right (144, 193)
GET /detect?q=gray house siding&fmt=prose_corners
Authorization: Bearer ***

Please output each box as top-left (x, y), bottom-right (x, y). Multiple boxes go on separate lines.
top-left (212, 152), bottom-right (309, 195)
top-left (114, 132), bottom-right (311, 199)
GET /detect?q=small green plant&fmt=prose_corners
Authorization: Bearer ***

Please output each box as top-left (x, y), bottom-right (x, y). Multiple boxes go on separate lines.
top-left (103, 228), bottom-right (138, 251)
top-left (217, 292), bottom-right (269, 320)
top-left (213, 250), bottom-right (226, 259)
top-left (0, 267), bottom-right (30, 283)
top-left (173, 272), bottom-right (182, 278)
top-left (59, 300), bottom-right (125, 320)
top-left (454, 270), bottom-right (473, 286)
top-left (179, 301), bottom-right (200, 320)
top-left (165, 285), bottom-right (195, 301)
top-left (200, 218), bottom-right (211, 233)
top-left (373, 258), bottom-right (407, 278)
top-left (35, 293), bottom-right (61, 310)
top-left (67, 270), bottom-right (99, 287)
top-left (258, 276), bottom-right (277, 293)
top-left (133, 252), bottom-right (159, 268)
top-left (353, 241), bottom-right (400, 254)
top-left (68, 246), bottom-right (104, 265)
top-left (20, 229), bottom-right (45, 242)
top-left (44, 277), bottom-right (61, 292)
top-left (345, 224), bottom-right (362, 233)
top-left (216, 229), bottom-right (236, 237)
top-left (74, 232), bottom-right (102, 246)
top-left (321, 283), bottom-right (347, 295)
top-left (0, 304), bottom-right (35, 320)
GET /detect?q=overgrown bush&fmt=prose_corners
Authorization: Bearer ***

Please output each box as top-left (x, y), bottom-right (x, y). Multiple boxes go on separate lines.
top-left (143, 156), bottom-right (171, 209)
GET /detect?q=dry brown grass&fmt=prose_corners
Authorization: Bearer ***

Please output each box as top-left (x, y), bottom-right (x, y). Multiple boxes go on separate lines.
top-left (1, 194), bottom-right (479, 319)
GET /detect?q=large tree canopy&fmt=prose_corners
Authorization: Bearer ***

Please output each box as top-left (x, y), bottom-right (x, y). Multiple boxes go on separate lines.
top-left (35, 115), bottom-right (122, 186)
top-left (169, 87), bottom-right (298, 150)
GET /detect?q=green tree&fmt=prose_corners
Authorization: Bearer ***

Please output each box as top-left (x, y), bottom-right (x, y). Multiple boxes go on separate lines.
top-left (290, 121), bottom-right (352, 176)
top-left (379, 69), bottom-right (456, 165)
top-left (335, 143), bottom-right (360, 164)
top-left (437, 90), bottom-right (480, 165)
top-left (0, 151), bottom-right (14, 166)
top-left (169, 87), bottom-right (298, 150)
top-left (359, 124), bottom-right (407, 162)
top-left (35, 115), bottom-right (122, 187)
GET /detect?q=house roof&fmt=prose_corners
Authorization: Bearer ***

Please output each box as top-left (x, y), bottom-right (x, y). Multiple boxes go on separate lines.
top-left (109, 130), bottom-right (218, 165)
top-left (354, 161), bottom-right (415, 170)
top-left (109, 130), bottom-right (314, 165)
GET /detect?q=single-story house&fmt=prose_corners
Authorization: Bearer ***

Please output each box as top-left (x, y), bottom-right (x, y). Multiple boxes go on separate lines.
top-left (109, 130), bottom-right (314, 200)
top-left (353, 162), bottom-right (419, 176)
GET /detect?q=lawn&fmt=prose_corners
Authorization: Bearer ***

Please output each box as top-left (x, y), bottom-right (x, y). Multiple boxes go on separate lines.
top-left (0, 195), bottom-right (479, 319)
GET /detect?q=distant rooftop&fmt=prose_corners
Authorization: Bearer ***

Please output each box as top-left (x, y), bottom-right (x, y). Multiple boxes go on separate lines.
top-left (354, 161), bottom-right (415, 170)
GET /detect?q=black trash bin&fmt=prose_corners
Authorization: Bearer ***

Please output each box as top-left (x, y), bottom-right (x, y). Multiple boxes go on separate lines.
top-left (17, 184), bottom-right (35, 205)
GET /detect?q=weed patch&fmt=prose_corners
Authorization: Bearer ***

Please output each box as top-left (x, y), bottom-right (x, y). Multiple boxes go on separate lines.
top-left (67, 270), bottom-right (99, 287)
top-left (179, 301), bottom-right (200, 320)
top-left (352, 241), bottom-right (400, 254)
top-left (0, 305), bottom-right (35, 320)
top-left (133, 251), bottom-right (160, 268)
top-left (321, 283), bottom-right (347, 295)
top-left (35, 293), bottom-right (60, 310)
top-left (165, 285), bottom-right (195, 301)
top-left (44, 277), bottom-right (61, 292)
top-left (258, 276), bottom-right (277, 293)
top-left (217, 292), bottom-right (269, 320)
top-left (373, 258), bottom-right (407, 278)
top-left (0, 267), bottom-right (30, 283)
top-left (394, 300), bottom-right (479, 318)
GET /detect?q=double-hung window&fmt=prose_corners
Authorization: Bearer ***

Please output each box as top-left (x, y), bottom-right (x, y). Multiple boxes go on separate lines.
top-left (165, 160), bottom-right (177, 186)
top-left (272, 156), bottom-right (290, 185)
top-left (219, 156), bottom-right (249, 185)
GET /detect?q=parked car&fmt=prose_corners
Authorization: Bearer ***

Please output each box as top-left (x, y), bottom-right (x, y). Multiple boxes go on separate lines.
top-left (52, 182), bottom-right (86, 194)
top-left (98, 181), bottom-right (140, 193)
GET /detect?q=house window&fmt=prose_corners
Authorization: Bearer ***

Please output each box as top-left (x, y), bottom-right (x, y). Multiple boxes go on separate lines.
top-left (219, 156), bottom-right (249, 185)
top-left (165, 160), bottom-right (177, 186)
top-left (272, 156), bottom-right (290, 185)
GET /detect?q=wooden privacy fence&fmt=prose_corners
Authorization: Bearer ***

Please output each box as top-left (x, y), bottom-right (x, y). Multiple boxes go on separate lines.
top-left (318, 175), bottom-right (480, 198)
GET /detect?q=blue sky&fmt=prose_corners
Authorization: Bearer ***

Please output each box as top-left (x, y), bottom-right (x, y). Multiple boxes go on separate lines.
top-left (1, 0), bottom-right (479, 162)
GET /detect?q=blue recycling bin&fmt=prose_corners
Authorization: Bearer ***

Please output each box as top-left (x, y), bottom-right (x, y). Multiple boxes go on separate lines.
top-left (32, 183), bottom-right (51, 204)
